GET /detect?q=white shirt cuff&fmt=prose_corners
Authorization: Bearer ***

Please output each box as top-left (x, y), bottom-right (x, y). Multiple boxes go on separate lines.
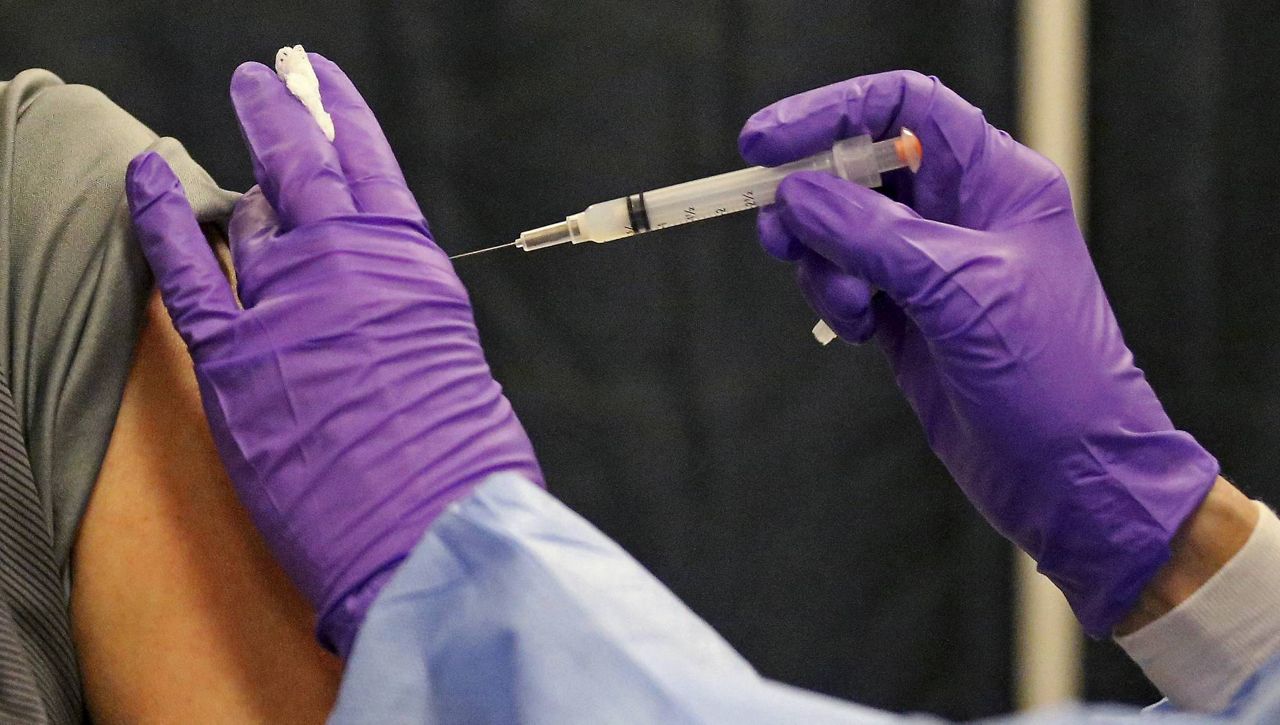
top-left (1116, 500), bottom-right (1280, 712)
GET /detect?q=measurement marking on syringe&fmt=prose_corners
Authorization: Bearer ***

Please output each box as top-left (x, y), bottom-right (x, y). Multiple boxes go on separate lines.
top-left (483, 129), bottom-right (920, 259)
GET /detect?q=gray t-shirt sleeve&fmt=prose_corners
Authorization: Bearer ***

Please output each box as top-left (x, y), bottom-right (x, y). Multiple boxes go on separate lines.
top-left (0, 68), bottom-right (238, 567)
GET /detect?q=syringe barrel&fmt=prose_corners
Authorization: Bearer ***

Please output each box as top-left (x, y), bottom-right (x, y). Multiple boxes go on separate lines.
top-left (641, 153), bottom-right (834, 232)
top-left (560, 129), bottom-right (919, 247)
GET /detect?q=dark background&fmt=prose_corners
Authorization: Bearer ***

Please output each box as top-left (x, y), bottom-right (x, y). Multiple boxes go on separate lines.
top-left (2, 0), bottom-right (1276, 719)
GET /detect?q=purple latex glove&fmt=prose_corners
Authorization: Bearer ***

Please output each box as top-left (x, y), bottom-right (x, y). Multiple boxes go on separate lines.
top-left (125, 54), bottom-right (543, 656)
top-left (741, 71), bottom-right (1219, 637)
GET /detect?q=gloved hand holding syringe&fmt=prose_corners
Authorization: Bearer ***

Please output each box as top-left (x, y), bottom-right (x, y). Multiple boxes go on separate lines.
top-left (449, 129), bottom-right (921, 260)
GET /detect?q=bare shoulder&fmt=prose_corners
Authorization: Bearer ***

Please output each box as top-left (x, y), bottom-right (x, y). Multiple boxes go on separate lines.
top-left (71, 290), bottom-right (342, 722)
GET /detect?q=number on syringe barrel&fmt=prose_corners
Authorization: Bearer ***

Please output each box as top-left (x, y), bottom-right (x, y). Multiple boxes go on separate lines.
top-left (679, 193), bottom-right (756, 224)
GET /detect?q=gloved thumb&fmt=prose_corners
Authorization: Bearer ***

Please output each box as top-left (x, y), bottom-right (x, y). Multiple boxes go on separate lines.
top-left (126, 151), bottom-right (239, 353)
top-left (773, 171), bottom-right (965, 310)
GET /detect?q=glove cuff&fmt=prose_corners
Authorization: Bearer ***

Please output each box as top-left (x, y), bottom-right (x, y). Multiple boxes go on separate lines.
top-left (1050, 433), bottom-right (1219, 637)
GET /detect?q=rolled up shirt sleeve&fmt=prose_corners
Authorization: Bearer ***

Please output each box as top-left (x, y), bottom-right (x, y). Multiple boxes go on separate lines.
top-left (0, 68), bottom-right (236, 721)
top-left (3, 68), bottom-right (238, 564)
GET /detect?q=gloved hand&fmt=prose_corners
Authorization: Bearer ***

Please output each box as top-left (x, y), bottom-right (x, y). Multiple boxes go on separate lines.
top-left (125, 54), bottom-right (543, 656)
top-left (740, 70), bottom-right (1219, 637)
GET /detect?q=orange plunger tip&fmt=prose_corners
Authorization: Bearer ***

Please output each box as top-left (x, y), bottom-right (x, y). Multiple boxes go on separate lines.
top-left (894, 128), bottom-right (923, 173)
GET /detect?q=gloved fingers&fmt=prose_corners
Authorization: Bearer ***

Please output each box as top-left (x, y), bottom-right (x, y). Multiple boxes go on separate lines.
top-left (868, 292), bottom-right (961, 448)
top-left (227, 186), bottom-right (283, 308)
top-left (773, 171), bottom-right (945, 302)
top-left (756, 204), bottom-right (806, 261)
top-left (230, 62), bottom-right (357, 230)
top-left (126, 152), bottom-right (239, 350)
top-left (794, 251), bottom-right (877, 343)
top-left (307, 54), bottom-right (425, 223)
top-left (227, 185), bottom-right (280, 246)
top-left (739, 70), bottom-right (987, 208)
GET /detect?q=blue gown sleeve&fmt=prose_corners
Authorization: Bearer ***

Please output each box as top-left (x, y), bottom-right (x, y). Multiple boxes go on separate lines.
top-left (328, 474), bottom-right (1280, 724)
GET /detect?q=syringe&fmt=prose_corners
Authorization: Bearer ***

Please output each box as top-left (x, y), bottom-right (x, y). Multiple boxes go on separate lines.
top-left (450, 130), bottom-right (921, 260)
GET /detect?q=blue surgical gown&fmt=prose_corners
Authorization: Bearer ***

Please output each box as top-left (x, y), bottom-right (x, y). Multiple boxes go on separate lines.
top-left (329, 475), bottom-right (1280, 723)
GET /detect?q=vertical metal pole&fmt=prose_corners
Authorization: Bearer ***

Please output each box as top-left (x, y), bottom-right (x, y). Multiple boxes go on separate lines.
top-left (1014, 0), bottom-right (1088, 710)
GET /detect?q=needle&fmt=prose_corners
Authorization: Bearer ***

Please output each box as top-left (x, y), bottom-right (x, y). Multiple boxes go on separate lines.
top-left (448, 241), bottom-right (518, 260)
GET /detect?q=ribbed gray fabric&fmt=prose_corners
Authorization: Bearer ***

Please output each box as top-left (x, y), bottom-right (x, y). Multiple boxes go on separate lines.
top-left (0, 374), bottom-right (75, 724)
top-left (0, 70), bottom-right (236, 723)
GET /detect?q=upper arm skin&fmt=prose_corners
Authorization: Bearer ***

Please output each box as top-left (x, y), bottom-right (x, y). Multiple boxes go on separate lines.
top-left (70, 290), bottom-right (342, 723)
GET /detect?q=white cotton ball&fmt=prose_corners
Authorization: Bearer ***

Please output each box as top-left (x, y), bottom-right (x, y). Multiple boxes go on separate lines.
top-left (274, 44), bottom-right (335, 142)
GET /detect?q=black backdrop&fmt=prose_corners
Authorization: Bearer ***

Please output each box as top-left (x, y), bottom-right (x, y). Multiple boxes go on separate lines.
top-left (2, 0), bottom-right (1276, 719)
